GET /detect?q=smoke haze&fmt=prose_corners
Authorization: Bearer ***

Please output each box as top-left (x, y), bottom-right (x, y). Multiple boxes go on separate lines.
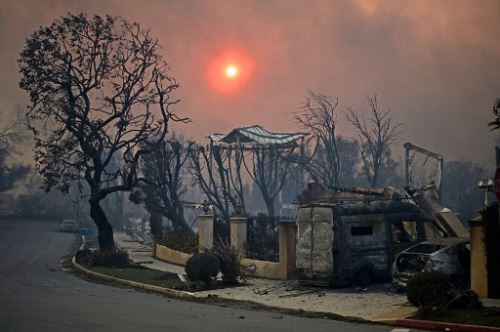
top-left (1, 0), bottom-right (499, 165)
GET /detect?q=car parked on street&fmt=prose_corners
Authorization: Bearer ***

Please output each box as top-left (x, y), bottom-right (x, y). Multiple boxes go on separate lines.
top-left (392, 237), bottom-right (470, 288)
top-left (59, 219), bottom-right (79, 233)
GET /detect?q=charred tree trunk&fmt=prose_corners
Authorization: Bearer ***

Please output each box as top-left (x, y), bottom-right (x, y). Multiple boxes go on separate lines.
top-left (89, 199), bottom-right (115, 251)
top-left (149, 209), bottom-right (164, 240)
top-left (167, 211), bottom-right (194, 235)
top-left (265, 200), bottom-right (276, 221)
top-left (168, 210), bottom-right (194, 236)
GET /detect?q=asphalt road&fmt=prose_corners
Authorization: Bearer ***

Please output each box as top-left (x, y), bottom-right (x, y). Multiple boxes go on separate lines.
top-left (0, 218), bottom-right (415, 332)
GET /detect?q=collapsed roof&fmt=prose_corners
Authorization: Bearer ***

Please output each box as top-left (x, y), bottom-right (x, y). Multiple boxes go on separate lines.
top-left (298, 183), bottom-right (469, 238)
top-left (208, 125), bottom-right (307, 145)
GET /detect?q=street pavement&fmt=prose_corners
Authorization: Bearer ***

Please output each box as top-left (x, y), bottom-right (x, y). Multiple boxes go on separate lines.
top-left (0, 218), bottom-right (423, 331)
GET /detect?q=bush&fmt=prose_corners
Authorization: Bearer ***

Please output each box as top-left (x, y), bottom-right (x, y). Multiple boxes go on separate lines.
top-left (157, 229), bottom-right (198, 254)
top-left (75, 248), bottom-right (93, 265)
top-left (88, 249), bottom-right (130, 267)
top-left (407, 271), bottom-right (453, 313)
top-left (217, 249), bottom-right (240, 285)
top-left (204, 243), bottom-right (242, 285)
top-left (185, 253), bottom-right (219, 284)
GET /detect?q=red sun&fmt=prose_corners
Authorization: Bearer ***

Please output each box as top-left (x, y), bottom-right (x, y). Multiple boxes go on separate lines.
top-left (207, 49), bottom-right (255, 94)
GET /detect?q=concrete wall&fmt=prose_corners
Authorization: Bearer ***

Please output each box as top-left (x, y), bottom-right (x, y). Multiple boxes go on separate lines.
top-left (154, 217), bottom-right (297, 280)
top-left (470, 218), bottom-right (488, 298)
top-left (155, 243), bottom-right (192, 266)
top-left (241, 258), bottom-right (283, 279)
top-left (230, 217), bottom-right (247, 257)
top-left (198, 215), bottom-right (214, 252)
top-left (238, 219), bottom-right (296, 280)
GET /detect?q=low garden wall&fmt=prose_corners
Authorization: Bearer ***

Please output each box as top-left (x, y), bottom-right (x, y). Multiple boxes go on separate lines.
top-left (154, 243), bottom-right (192, 266)
top-left (241, 258), bottom-right (284, 280)
top-left (153, 217), bottom-right (296, 280)
top-left (154, 242), bottom-right (285, 279)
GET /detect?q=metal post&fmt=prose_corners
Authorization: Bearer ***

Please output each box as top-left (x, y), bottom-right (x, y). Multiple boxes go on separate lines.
top-left (496, 145), bottom-right (500, 229)
top-left (496, 146), bottom-right (500, 167)
top-left (404, 143), bottom-right (411, 189)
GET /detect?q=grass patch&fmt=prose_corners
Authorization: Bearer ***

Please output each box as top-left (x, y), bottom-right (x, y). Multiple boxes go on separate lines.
top-left (415, 308), bottom-right (500, 328)
top-left (91, 265), bottom-right (189, 290)
top-left (89, 265), bottom-right (244, 292)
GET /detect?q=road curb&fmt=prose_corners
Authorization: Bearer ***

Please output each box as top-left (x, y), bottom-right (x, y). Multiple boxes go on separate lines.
top-left (71, 255), bottom-right (376, 325)
top-left (396, 318), bottom-right (500, 332)
top-left (71, 257), bottom-right (195, 299)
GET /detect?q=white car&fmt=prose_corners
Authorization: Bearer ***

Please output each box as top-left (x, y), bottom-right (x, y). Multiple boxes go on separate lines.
top-left (60, 219), bottom-right (79, 233)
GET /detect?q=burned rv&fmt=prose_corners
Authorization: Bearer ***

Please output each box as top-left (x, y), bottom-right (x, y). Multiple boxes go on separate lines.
top-left (294, 184), bottom-right (462, 287)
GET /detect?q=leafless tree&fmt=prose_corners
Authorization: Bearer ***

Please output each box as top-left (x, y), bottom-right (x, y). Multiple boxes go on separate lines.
top-left (18, 14), bottom-right (188, 250)
top-left (294, 92), bottom-right (342, 188)
top-left (189, 142), bottom-right (245, 222)
top-left (243, 143), bottom-right (298, 219)
top-left (346, 94), bottom-right (403, 188)
top-left (0, 108), bottom-right (30, 194)
top-left (132, 135), bottom-right (194, 237)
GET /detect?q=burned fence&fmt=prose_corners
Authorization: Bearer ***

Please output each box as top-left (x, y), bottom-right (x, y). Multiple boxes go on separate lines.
top-left (245, 214), bottom-right (280, 262)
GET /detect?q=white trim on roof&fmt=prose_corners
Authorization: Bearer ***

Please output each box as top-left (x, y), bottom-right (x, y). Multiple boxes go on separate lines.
top-left (209, 125), bottom-right (307, 145)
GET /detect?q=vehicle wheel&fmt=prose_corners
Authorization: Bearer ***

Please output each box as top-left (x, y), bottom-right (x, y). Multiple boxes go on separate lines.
top-left (355, 269), bottom-right (372, 287)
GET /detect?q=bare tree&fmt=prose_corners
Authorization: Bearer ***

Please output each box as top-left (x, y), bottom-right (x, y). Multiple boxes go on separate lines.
top-left (132, 135), bottom-right (194, 237)
top-left (189, 142), bottom-right (245, 222)
top-left (346, 94), bottom-right (403, 188)
top-left (243, 143), bottom-right (298, 219)
top-left (442, 158), bottom-right (488, 222)
top-left (0, 108), bottom-right (30, 194)
top-left (295, 92), bottom-right (342, 188)
top-left (18, 14), bottom-right (188, 250)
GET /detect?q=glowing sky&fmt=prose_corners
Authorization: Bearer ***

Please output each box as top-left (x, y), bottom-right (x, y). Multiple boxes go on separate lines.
top-left (0, 0), bottom-right (499, 165)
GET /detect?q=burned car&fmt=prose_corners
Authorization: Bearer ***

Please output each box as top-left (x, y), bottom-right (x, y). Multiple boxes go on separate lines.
top-left (392, 237), bottom-right (470, 288)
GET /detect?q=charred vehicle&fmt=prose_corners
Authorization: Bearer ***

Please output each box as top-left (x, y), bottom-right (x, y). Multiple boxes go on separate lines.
top-left (392, 237), bottom-right (470, 288)
top-left (296, 200), bottom-right (430, 287)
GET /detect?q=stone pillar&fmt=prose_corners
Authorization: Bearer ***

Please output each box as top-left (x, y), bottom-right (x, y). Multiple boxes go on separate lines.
top-left (279, 220), bottom-right (297, 279)
top-left (198, 214), bottom-right (214, 252)
top-left (230, 217), bottom-right (247, 258)
top-left (469, 217), bottom-right (488, 298)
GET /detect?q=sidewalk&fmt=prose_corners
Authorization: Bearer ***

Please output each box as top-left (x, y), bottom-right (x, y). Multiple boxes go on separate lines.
top-left (114, 232), bottom-right (184, 274)
top-left (114, 232), bottom-right (416, 321)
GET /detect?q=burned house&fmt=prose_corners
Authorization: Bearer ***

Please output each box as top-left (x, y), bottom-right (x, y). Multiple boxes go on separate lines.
top-left (295, 184), bottom-right (466, 286)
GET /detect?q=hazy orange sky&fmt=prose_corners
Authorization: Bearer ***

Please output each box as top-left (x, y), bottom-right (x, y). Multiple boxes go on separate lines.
top-left (1, 0), bottom-right (499, 166)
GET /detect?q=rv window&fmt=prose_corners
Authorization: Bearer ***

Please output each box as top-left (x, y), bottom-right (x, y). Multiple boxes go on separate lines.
top-left (351, 226), bottom-right (373, 236)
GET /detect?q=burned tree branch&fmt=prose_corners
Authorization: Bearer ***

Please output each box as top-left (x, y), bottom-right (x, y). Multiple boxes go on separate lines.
top-left (294, 92), bottom-right (342, 188)
top-left (346, 93), bottom-right (403, 188)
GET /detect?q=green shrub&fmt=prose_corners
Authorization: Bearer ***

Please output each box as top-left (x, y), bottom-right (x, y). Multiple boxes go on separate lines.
top-left (185, 253), bottom-right (219, 284)
top-left (89, 249), bottom-right (130, 267)
top-left (407, 271), bottom-right (453, 313)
